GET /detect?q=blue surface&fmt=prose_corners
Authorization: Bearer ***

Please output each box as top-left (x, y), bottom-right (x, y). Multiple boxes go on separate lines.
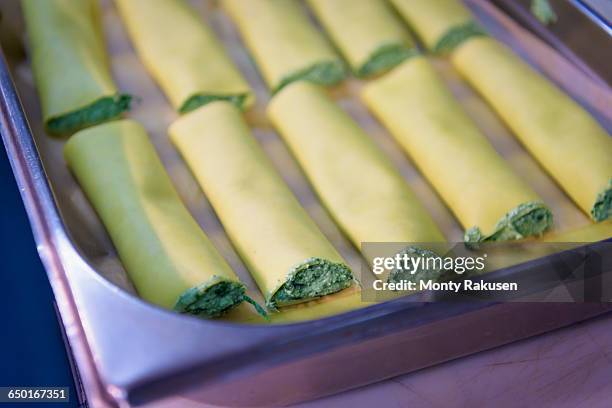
top-left (0, 143), bottom-right (78, 407)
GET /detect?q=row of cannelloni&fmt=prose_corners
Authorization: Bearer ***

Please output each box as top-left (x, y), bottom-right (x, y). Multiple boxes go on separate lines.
top-left (64, 121), bottom-right (260, 319)
top-left (22, 0), bottom-right (610, 321)
top-left (390, 0), bottom-right (611, 222)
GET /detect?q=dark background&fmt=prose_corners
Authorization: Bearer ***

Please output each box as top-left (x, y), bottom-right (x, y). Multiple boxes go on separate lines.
top-left (0, 143), bottom-right (78, 407)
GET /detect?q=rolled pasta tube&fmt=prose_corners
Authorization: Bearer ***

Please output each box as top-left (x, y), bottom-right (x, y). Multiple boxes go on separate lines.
top-left (268, 81), bottom-right (445, 251)
top-left (307, 0), bottom-right (417, 77)
top-left (169, 102), bottom-right (354, 309)
top-left (452, 38), bottom-right (612, 222)
top-left (221, 0), bottom-right (346, 93)
top-left (114, 0), bottom-right (253, 113)
top-left (22, 0), bottom-right (131, 136)
top-left (362, 57), bottom-right (553, 243)
top-left (65, 120), bottom-right (253, 318)
top-left (389, 0), bottom-right (485, 53)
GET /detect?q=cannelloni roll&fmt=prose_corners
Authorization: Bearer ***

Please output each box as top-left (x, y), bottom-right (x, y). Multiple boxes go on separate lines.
top-left (452, 38), bottom-right (612, 222)
top-left (22, 0), bottom-right (131, 136)
top-left (268, 81), bottom-right (445, 249)
top-left (114, 0), bottom-right (253, 113)
top-left (169, 102), bottom-right (354, 309)
top-left (362, 57), bottom-right (553, 243)
top-left (65, 120), bottom-right (255, 318)
top-left (389, 0), bottom-right (485, 53)
top-left (307, 0), bottom-right (417, 77)
top-left (222, 0), bottom-right (345, 93)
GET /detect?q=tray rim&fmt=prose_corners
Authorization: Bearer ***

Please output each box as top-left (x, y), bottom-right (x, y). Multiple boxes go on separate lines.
top-left (1, 1), bottom-right (611, 406)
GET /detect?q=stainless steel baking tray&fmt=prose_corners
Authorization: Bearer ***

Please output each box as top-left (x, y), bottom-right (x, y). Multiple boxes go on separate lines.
top-left (0, 0), bottom-right (611, 406)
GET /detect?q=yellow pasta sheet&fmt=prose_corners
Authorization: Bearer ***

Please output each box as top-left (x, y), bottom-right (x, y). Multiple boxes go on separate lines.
top-left (390, 0), bottom-right (477, 52)
top-left (307, 0), bottom-right (416, 76)
top-left (114, 0), bottom-right (253, 113)
top-left (222, 0), bottom-right (345, 92)
top-left (22, 0), bottom-right (130, 136)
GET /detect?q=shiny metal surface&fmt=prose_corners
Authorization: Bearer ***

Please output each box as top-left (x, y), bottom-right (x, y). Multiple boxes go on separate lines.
top-left (0, 0), bottom-right (611, 406)
top-left (572, 0), bottom-right (612, 35)
top-left (495, 0), bottom-right (612, 85)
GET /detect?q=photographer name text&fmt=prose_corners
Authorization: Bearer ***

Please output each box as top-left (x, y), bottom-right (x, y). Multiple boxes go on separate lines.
top-left (373, 279), bottom-right (519, 292)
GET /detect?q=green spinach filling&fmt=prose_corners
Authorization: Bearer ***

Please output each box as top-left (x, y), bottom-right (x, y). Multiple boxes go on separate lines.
top-left (531, 0), bottom-right (558, 25)
top-left (433, 21), bottom-right (487, 55)
top-left (175, 279), bottom-right (265, 319)
top-left (592, 180), bottom-right (612, 222)
top-left (269, 257), bottom-right (353, 309)
top-left (465, 201), bottom-right (553, 243)
top-left (274, 60), bottom-right (346, 94)
top-left (179, 93), bottom-right (250, 114)
top-left (357, 44), bottom-right (418, 77)
top-left (46, 94), bottom-right (132, 137)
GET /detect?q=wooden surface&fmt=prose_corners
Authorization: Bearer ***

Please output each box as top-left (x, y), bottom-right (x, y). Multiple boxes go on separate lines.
top-left (147, 313), bottom-right (611, 407)
top-left (296, 314), bottom-right (612, 407)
